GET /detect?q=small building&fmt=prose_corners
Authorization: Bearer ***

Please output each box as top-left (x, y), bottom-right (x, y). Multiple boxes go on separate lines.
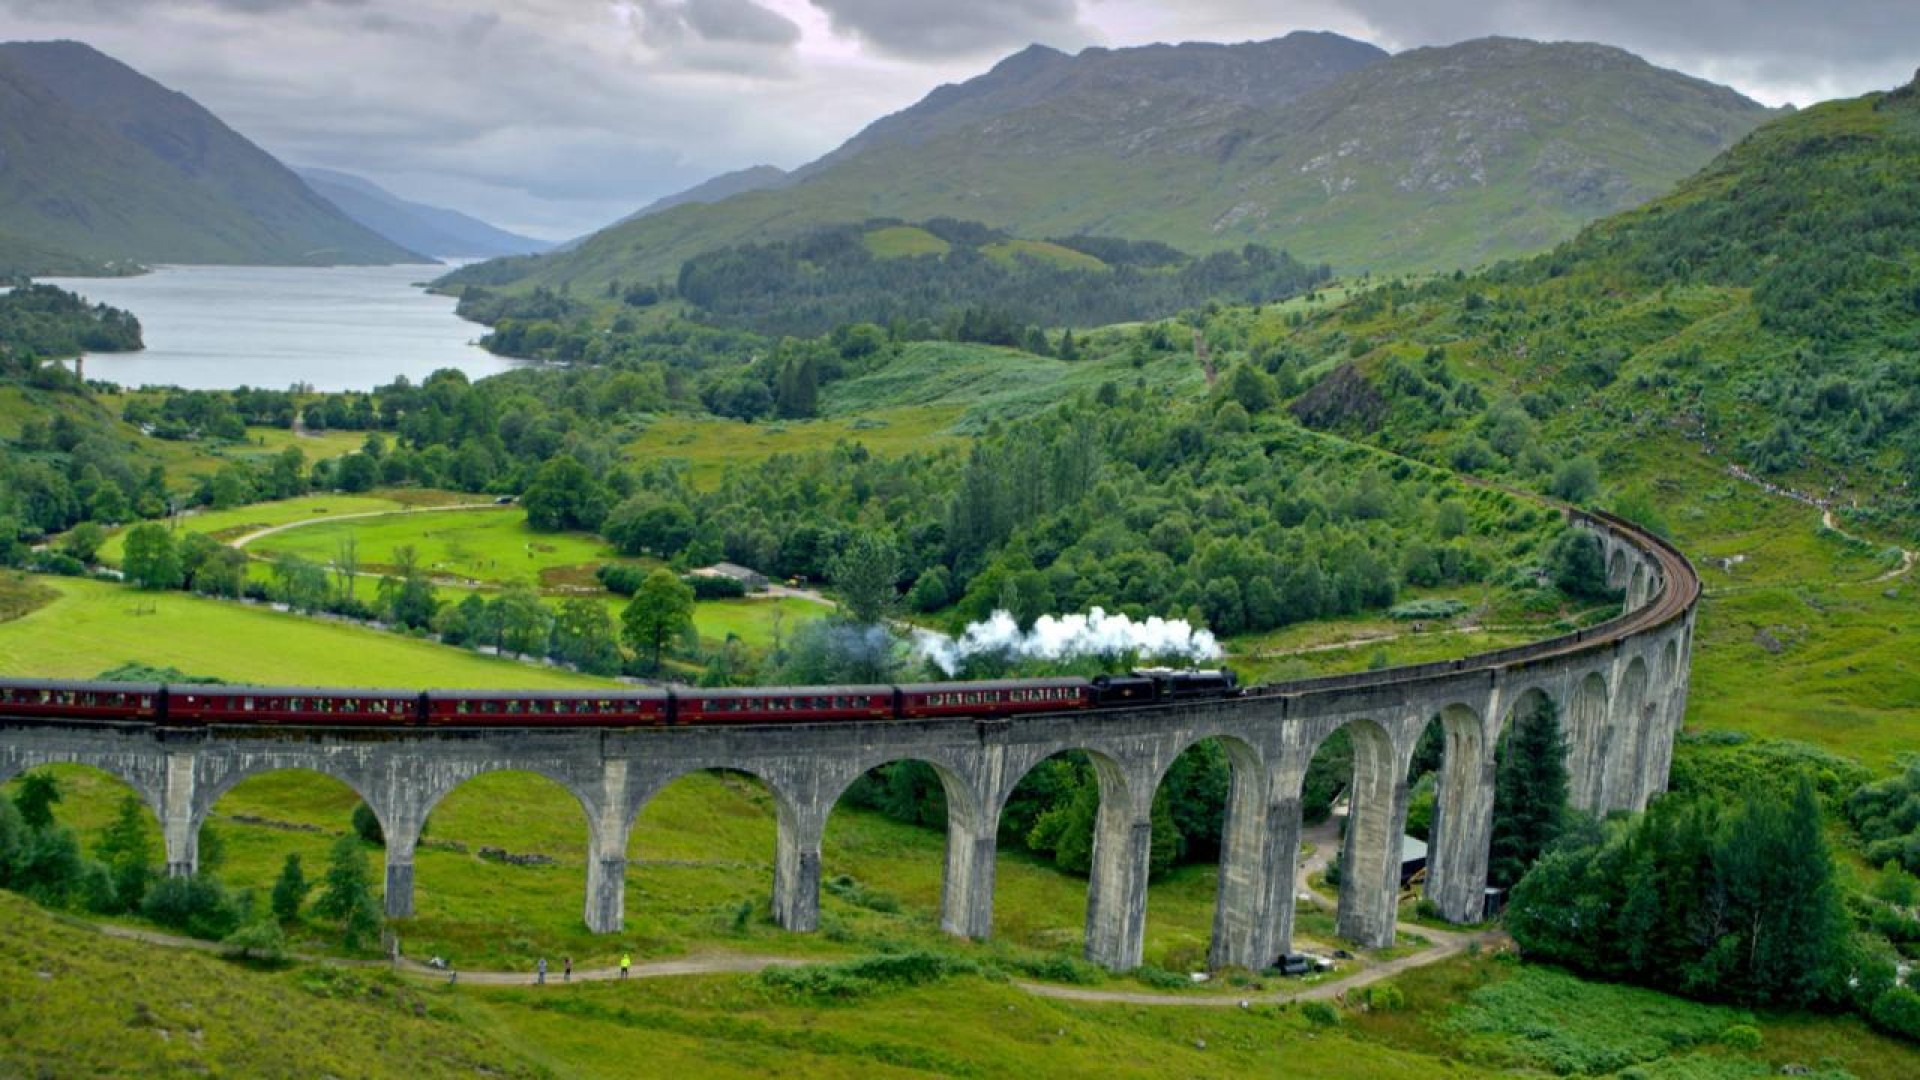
top-left (693, 562), bottom-right (769, 591)
top-left (1399, 835), bottom-right (1428, 888)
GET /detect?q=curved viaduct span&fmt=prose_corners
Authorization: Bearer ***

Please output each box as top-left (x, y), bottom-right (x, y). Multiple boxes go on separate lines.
top-left (1, 510), bottom-right (1697, 973)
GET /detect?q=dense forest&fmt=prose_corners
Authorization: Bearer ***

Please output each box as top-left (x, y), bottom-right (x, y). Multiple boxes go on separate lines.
top-left (0, 284), bottom-right (142, 363)
top-left (672, 219), bottom-right (1331, 337)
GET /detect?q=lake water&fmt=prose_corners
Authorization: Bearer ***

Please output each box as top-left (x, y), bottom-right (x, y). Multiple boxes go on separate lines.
top-left (42, 263), bottom-right (523, 392)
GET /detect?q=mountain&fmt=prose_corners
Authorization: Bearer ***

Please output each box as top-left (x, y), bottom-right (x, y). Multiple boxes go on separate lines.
top-left (624, 164), bottom-right (791, 222)
top-left (446, 34), bottom-right (1776, 297)
top-left (0, 40), bottom-right (422, 269)
top-left (1283, 69), bottom-right (1920, 519)
top-left (297, 167), bottom-right (550, 260)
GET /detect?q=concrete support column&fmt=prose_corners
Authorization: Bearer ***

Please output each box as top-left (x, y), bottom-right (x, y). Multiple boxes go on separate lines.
top-left (1424, 747), bottom-right (1494, 923)
top-left (585, 759), bottom-right (633, 934)
top-left (773, 802), bottom-right (825, 932)
top-left (1337, 745), bottom-right (1408, 949)
top-left (1084, 768), bottom-right (1153, 972)
top-left (161, 751), bottom-right (198, 878)
top-left (1209, 775), bottom-right (1300, 971)
top-left (384, 832), bottom-right (417, 919)
top-left (940, 810), bottom-right (997, 940)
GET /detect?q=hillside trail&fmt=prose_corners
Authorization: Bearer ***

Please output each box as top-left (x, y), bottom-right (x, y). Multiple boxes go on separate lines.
top-left (1721, 464), bottom-right (1915, 585)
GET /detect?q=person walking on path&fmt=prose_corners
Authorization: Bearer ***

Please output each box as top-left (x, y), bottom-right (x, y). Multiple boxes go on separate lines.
top-left (536, 957), bottom-right (547, 985)
top-left (620, 952), bottom-right (631, 979)
top-left (563, 956), bottom-right (572, 983)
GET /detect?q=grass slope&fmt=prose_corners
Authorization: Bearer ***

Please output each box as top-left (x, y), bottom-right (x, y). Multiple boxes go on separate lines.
top-left (0, 892), bottom-right (539, 1079)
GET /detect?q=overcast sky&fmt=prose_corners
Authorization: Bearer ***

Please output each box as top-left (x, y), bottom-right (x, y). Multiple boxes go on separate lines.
top-left (1, 1), bottom-right (1910, 240)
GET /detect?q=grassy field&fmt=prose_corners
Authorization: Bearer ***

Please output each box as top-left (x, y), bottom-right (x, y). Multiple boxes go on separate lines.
top-left (0, 576), bottom-right (616, 688)
top-left (862, 224), bottom-right (950, 258)
top-left (96, 492), bottom-right (425, 564)
top-left (626, 407), bottom-right (965, 490)
top-left (245, 507), bottom-right (615, 590)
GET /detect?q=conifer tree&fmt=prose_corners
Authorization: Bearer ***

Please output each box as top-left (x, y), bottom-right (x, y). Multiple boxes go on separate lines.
top-left (313, 833), bottom-right (381, 948)
top-left (1489, 696), bottom-right (1569, 888)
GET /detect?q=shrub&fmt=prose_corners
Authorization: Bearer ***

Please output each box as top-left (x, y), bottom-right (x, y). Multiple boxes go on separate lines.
top-left (1869, 987), bottom-right (1920, 1042)
top-left (1133, 964), bottom-right (1187, 990)
top-left (222, 918), bottom-right (289, 964)
top-left (141, 874), bottom-right (246, 940)
top-left (351, 802), bottom-right (384, 847)
top-left (1300, 1000), bottom-right (1340, 1026)
top-left (1719, 1024), bottom-right (1762, 1051)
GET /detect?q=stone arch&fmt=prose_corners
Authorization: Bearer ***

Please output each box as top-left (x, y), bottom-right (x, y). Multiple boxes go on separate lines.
top-left (2, 760), bottom-right (168, 862)
top-left (1416, 702), bottom-right (1494, 923)
top-left (1300, 717), bottom-right (1404, 950)
top-left (1607, 546), bottom-right (1630, 590)
top-left (1606, 656), bottom-right (1651, 812)
top-left (819, 754), bottom-right (990, 937)
top-left (1567, 671), bottom-right (1609, 811)
top-left (194, 761), bottom-right (387, 840)
top-left (1, 755), bottom-right (165, 826)
top-left (1129, 733), bottom-right (1265, 972)
top-left (411, 767), bottom-right (600, 930)
top-left (624, 760), bottom-right (810, 935)
top-left (994, 745), bottom-right (1141, 969)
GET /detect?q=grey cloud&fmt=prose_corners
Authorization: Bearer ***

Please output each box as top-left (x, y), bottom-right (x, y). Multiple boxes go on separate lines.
top-left (810, 0), bottom-right (1090, 57)
top-left (638, 0), bottom-right (800, 46)
top-left (1337, 0), bottom-right (1916, 103)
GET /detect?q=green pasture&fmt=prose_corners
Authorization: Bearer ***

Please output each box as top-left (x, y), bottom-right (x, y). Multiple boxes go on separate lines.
top-left (626, 406), bottom-right (965, 489)
top-left (244, 507), bottom-right (613, 591)
top-left (0, 576), bottom-right (614, 688)
top-left (861, 224), bottom-right (950, 258)
top-left (96, 492), bottom-right (422, 564)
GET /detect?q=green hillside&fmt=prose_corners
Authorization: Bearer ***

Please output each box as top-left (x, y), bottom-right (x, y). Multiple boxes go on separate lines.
top-left (0, 41), bottom-right (422, 269)
top-left (1278, 72), bottom-right (1920, 524)
top-left (446, 35), bottom-right (1775, 297)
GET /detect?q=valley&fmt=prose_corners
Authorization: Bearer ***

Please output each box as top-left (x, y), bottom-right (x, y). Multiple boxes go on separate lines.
top-left (0, 14), bottom-right (1916, 1079)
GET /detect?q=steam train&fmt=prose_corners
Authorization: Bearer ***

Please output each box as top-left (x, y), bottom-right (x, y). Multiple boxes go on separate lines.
top-left (0, 669), bottom-right (1239, 728)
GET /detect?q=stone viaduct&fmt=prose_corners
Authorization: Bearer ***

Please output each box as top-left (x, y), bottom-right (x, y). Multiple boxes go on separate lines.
top-left (0, 510), bottom-right (1697, 973)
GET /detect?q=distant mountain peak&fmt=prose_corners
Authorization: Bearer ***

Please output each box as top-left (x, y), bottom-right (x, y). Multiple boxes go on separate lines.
top-left (296, 167), bottom-right (550, 260)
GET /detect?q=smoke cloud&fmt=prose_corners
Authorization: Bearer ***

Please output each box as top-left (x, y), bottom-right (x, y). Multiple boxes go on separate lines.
top-left (918, 607), bottom-right (1222, 675)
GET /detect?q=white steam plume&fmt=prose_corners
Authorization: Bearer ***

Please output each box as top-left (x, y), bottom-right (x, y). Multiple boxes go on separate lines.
top-left (918, 607), bottom-right (1222, 676)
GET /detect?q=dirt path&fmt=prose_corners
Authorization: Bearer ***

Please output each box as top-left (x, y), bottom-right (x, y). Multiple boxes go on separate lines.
top-left (228, 502), bottom-right (503, 550)
top-left (1720, 464), bottom-right (1915, 585)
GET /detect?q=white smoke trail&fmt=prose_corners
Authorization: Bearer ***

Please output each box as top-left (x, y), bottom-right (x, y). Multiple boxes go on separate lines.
top-left (918, 607), bottom-right (1222, 675)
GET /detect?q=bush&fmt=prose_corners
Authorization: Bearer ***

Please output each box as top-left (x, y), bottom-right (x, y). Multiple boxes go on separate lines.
top-left (1869, 987), bottom-right (1920, 1042)
top-left (685, 574), bottom-right (747, 600)
top-left (760, 950), bottom-right (984, 1002)
top-left (141, 874), bottom-right (246, 940)
top-left (1719, 1023), bottom-right (1762, 1051)
top-left (222, 918), bottom-right (289, 964)
top-left (1132, 964), bottom-right (1187, 990)
top-left (1300, 1000), bottom-right (1340, 1026)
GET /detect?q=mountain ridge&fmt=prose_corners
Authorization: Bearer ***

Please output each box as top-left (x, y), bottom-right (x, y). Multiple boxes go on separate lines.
top-left (297, 167), bottom-right (550, 259)
top-left (0, 40), bottom-right (423, 270)
top-left (446, 33), bottom-right (1777, 297)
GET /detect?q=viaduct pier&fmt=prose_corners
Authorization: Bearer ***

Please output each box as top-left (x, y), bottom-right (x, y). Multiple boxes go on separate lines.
top-left (1, 510), bottom-right (1698, 972)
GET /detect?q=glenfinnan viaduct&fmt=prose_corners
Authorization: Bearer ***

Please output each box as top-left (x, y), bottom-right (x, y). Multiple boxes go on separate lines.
top-left (1, 510), bottom-right (1697, 972)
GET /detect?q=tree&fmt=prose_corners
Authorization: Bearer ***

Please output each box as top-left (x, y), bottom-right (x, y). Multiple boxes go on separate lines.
top-left (332, 533), bottom-right (359, 607)
top-left (312, 833), bottom-right (382, 949)
top-left (1489, 696), bottom-right (1569, 889)
top-left (603, 494), bottom-right (696, 557)
top-left (270, 552), bottom-right (329, 612)
top-left (488, 585), bottom-right (550, 658)
top-left (13, 772), bottom-right (60, 830)
top-left (622, 569), bottom-right (695, 671)
top-left (378, 545), bottom-right (437, 630)
top-left (1548, 528), bottom-right (1616, 602)
top-left (270, 852), bottom-right (309, 922)
top-left (121, 522), bottom-right (180, 590)
top-left (549, 596), bottom-right (622, 675)
top-left (93, 795), bottom-right (152, 910)
top-left (1550, 455), bottom-right (1600, 504)
top-left (351, 802), bottom-right (384, 846)
top-left (829, 532), bottom-right (899, 626)
top-left (522, 454), bottom-right (611, 531)
top-left (60, 521), bottom-right (106, 564)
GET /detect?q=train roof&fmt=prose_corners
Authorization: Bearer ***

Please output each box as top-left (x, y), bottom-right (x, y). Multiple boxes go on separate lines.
top-left (0, 677), bottom-right (161, 694)
top-left (170, 685), bottom-right (418, 698)
top-left (424, 688), bottom-right (669, 701)
top-left (894, 677), bottom-right (1089, 694)
top-left (680, 685), bottom-right (894, 699)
